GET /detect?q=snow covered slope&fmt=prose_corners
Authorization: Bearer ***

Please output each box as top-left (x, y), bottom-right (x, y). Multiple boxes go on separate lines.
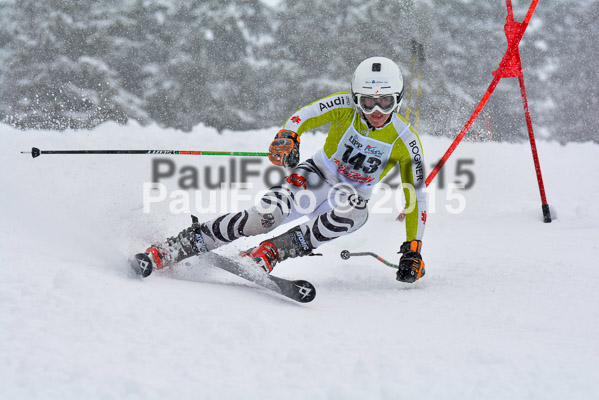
top-left (1, 122), bottom-right (598, 399)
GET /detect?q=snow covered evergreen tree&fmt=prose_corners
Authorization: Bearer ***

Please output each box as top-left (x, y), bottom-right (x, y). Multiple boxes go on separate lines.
top-left (0, 0), bottom-right (596, 141)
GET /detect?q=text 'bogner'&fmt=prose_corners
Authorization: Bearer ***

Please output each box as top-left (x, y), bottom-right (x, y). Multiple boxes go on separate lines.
top-left (409, 140), bottom-right (424, 182)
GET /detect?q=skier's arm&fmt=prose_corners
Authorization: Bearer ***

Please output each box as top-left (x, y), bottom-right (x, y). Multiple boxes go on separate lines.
top-left (268, 93), bottom-right (354, 166)
top-left (281, 92), bottom-right (354, 136)
top-left (393, 129), bottom-right (427, 283)
top-left (400, 162), bottom-right (427, 242)
top-left (395, 157), bottom-right (427, 283)
top-left (398, 141), bottom-right (427, 242)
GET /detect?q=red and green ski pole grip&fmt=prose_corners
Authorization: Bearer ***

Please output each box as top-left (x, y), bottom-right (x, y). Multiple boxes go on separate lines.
top-left (340, 250), bottom-right (400, 269)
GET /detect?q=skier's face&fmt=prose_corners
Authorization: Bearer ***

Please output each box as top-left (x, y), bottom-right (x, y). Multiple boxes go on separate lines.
top-left (364, 110), bottom-right (391, 128)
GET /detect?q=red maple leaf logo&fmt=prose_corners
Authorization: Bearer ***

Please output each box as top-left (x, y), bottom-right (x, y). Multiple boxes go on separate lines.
top-left (421, 211), bottom-right (427, 225)
top-left (290, 116), bottom-right (301, 124)
top-left (286, 173), bottom-right (307, 189)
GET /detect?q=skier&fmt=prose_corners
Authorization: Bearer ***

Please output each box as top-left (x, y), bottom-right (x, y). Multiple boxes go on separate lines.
top-left (132, 56), bottom-right (428, 283)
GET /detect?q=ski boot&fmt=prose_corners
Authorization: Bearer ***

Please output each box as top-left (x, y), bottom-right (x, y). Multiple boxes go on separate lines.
top-left (130, 220), bottom-right (209, 278)
top-left (241, 226), bottom-right (314, 273)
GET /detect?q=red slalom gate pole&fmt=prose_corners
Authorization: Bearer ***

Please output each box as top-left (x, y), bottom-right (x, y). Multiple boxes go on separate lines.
top-left (518, 72), bottom-right (552, 222)
top-left (500, 0), bottom-right (551, 222)
top-left (425, 0), bottom-right (550, 222)
top-left (505, 1), bottom-right (551, 222)
top-left (425, 0), bottom-right (538, 188)
top-left (424, 73), bottom-right (502, 188)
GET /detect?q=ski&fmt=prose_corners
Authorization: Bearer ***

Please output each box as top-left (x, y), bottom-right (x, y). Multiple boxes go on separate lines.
top-left (201, 252), bottom-right (316, 303)
top-left (130, 253), bottom-right (153, 277)
top-left (130, 252), bottom-right (316, 303)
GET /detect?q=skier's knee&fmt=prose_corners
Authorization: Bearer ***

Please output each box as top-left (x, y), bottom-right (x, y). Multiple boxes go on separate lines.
top-left (241, 186), bottom-right (294, 236)
top-left (335, 194), bottom-right (369, 232)
top-left (309, 194), bottom-right (368, 246)
top-left (260, 186), bottom-right (294, 216)
top-left (242, 207), bottom-right (284, 236)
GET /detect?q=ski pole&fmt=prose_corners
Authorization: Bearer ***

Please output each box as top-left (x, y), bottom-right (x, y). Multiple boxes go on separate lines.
top-left (405, 39), bottom-right (418, 122)
top-left (21, 147), bottom-right (269, 158)
top-left (414, 42), bottom-right (425, 131)
top-left (340, 250), bottom-right (399, 269)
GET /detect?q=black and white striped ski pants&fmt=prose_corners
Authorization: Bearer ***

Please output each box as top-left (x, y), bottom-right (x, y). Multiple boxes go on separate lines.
top-left (197, 158), bottom-right (369, 251)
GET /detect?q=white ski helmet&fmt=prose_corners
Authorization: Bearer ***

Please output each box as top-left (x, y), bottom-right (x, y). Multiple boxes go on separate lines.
top-left (351, 57), bottom-right (404, 115)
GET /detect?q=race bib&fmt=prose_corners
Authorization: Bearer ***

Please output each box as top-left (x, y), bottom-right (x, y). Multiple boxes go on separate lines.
top-left (327, 119), bottom-right (394, 186)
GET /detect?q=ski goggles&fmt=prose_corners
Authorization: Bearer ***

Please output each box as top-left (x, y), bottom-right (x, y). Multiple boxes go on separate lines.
top-left (356, 94), bottom-right (398, 114)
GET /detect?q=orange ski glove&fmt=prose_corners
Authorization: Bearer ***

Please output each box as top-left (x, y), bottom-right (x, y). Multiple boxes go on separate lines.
top-left (269, 129), bottom-right (300, 168)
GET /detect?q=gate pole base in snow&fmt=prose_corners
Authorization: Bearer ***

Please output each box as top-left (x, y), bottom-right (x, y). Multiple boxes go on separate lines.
top-left (542, 204), bottom-right (552, 224)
